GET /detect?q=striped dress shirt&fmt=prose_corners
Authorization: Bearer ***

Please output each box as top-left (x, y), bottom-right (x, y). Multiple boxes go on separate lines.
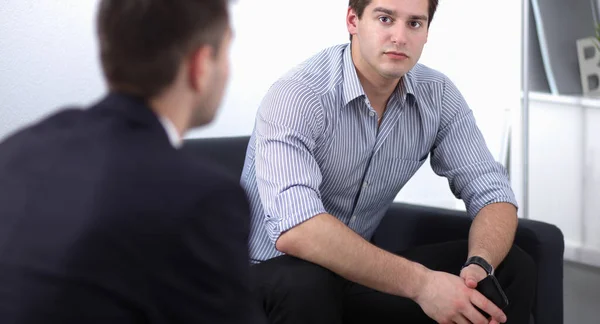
top-left (240, 43), bottom-right (517, 263)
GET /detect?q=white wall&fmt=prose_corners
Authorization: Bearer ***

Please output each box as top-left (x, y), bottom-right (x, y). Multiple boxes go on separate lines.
top-left (394, 0), bottom-right (521, 209)
top-left (0, 0), bottom-right (522, 211)
top-left (0, 1), bottom-right (105, 140)
top-left (186, 0), bottom-right (349, 139)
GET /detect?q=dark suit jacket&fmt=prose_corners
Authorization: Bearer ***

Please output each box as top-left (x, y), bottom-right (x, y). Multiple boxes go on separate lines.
top-left (0, 93), bottom-right (258, 323)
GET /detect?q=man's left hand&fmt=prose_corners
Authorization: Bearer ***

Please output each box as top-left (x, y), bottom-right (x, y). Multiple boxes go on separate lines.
top-left (460, 264), bottom-right (488, 289)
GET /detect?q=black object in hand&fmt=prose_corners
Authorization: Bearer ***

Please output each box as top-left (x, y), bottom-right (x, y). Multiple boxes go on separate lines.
top-left (474, 275), bottom-right (509, 318)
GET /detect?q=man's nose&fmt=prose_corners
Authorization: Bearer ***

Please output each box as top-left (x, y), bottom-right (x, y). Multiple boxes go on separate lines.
top-left (390, 24), bottom-right (408, 45)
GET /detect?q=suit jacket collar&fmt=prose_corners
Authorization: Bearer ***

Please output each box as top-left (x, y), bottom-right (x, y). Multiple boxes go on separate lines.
top-left (92, 92), bottom-right (179, 148)
top-left (95, 92), bottom-right (160, 126)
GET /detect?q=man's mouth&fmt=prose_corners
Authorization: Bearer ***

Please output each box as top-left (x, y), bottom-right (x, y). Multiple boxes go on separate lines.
top-left (384, 51), bottom-right (409, 60)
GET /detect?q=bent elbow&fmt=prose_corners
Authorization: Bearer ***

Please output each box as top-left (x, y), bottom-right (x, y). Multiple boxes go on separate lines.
top-left (275, 228), bottom-right (303, 256)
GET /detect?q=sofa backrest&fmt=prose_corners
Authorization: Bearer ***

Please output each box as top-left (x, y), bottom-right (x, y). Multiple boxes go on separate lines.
top-left (183, 136), bottom-right (251, 180)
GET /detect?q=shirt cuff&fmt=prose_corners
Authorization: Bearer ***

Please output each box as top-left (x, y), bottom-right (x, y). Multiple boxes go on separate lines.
top-left (462, 170), bottom-right (519, 218)
top-left (264, 185), bottom-right (327, 245)
top-left (467, 192), bottom-right (519, 219)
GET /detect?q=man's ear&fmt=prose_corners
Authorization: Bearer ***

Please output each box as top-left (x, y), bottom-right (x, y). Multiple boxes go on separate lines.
top-left (346, 7), bottom-right (359, 38)
top-left (188, 45), bottom-right (214, 93)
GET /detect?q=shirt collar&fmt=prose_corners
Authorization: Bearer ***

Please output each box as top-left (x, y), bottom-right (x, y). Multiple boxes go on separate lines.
top-left (342, 44), bottom-right (366, 106)
top-left (158, 116), bottom-right (182, 149)
top-left (402, 70), bottom-right (417, 102)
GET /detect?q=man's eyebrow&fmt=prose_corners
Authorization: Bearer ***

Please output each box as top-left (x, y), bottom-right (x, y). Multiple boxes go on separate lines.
top-left (409, 14), bottom-right (428, 21)
top-left (372, 7), bottom-right (396, 17)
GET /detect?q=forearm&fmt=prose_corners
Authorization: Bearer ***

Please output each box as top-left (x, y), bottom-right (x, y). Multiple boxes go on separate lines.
top-left (275, 213), bottom-right (429, 299)
top-left (468, 202), bottom-right (518, 268)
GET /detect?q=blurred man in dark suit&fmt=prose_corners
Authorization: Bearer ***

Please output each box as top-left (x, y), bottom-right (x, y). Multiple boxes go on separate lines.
top-left (0, 1), bottom-right (261, 323)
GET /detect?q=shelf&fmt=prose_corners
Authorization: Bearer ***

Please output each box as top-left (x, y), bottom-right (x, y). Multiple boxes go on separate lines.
top-left (524, 91), bottom-right (600, 109)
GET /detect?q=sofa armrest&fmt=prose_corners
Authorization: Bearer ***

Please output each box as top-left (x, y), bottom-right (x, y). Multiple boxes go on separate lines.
top-left (372, 202), bottom-right (564, 324)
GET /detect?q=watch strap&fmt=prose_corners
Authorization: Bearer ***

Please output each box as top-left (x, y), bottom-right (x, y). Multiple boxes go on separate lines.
top-left (463, 256), bottom-right (494, 275)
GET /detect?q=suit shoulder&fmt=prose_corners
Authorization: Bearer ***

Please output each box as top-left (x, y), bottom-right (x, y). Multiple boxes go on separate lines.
top-left (0, 107), bottom-right (84, 145)
top-left (173, 157), bottom-right (251, 229)
top-left (175, 154), bottom-right (246, 198)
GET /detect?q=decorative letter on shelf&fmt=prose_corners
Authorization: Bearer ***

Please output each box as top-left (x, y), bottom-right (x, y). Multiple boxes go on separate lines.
top-left (577, 37), bottom-right (600, 97)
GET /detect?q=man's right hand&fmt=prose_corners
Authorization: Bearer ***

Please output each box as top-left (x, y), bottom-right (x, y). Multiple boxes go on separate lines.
top-left (414, 270), bottom-right (507, 324)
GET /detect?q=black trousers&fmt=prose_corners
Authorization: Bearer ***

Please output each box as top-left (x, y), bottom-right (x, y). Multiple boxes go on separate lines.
top-left (250, 240), bottom-right (536, 324)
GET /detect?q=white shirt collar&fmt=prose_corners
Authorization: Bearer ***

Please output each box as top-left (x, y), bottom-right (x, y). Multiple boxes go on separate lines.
top-left (158, 116), bottom-right (183, 149)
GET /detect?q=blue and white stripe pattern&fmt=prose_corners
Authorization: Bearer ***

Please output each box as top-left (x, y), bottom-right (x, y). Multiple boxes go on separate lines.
top-left (241, 43), bottom-right (517, 263)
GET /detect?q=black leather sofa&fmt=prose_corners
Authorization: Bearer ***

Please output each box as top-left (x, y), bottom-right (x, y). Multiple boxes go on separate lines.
top-left (182, 135), bottom-right (565, 324)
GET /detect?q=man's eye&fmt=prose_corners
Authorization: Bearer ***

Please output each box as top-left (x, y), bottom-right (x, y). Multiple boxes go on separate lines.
top-left (379, 16), bottom-right (392, 24)
top-left (410, 21), bottom-right (422, 28)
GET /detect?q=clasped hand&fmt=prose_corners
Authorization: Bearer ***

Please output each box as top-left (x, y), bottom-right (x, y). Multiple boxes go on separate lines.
top-left (415, 265), bottom-right (507, 324)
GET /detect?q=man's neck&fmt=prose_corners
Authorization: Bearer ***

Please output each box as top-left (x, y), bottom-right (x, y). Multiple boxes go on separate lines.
top-left (351, 43), bottom-right (401, 113)
top-left (148, 89), bottom-right (193, 140)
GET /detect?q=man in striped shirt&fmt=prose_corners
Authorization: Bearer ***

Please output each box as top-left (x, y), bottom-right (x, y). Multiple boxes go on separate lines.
top-left (241, 0), bottom-right (536, 323)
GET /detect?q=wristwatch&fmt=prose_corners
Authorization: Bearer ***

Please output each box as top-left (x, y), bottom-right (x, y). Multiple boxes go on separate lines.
top-left (462, 256), bottom-right (494, 275)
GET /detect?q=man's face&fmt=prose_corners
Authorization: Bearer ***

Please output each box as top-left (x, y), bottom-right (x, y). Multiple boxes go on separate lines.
top-left (191, 27), bottom-right (232, 127)
top-left (347, 0), bottom-right (429, 80)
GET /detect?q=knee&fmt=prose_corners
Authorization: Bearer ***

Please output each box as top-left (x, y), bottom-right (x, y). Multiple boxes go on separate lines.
top-left (500, 245), bottom-right (537, 289)
top-left (279, 261), bottom-right (342, 297)
top-left (256, 257), bottom-right (345, 321)
top-left (513, 245), bottom-right (536, 281)
top-left (263, 256), bottom-right (345, 304)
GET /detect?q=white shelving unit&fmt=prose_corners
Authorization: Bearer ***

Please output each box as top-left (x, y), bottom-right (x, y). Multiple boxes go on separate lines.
top-left (515, 0), bottom-right (600, 268)
top-left (513, 91), bottom-right (600, 268)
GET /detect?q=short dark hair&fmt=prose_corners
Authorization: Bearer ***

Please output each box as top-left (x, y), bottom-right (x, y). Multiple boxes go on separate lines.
top-left (348, 0), bottom-right (439, 40)
top-left (97, 0), bottom-right (229, 98)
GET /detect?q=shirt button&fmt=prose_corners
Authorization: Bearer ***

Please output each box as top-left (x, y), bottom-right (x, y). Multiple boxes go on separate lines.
top-left (369, 111), bottom-right (375, 117)
top-left (362, 181), bottom-right (369, 188)
top-left (350, 215), bottom-right (357, 223)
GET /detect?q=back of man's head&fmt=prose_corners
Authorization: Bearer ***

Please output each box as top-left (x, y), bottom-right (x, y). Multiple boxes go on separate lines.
top-left (97, 0), bottom-right (229, 99)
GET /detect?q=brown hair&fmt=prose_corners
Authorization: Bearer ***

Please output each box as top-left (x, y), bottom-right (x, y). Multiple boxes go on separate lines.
top-left (348, 0), bottom-right (439, 40)
top-left (97, 0), bottom-right (229, 98)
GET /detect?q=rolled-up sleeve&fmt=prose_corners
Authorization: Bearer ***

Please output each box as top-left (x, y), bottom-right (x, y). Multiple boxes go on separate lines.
top-left (430, 77), bottom-right (518, 218)
top-left (254, 79), bottom-right (327, 244)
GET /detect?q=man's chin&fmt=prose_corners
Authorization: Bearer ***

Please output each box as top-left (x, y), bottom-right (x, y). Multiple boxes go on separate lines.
top-left (380, 70), bottom-right (406, 80)
top-left (385, 63), bottom-right (415, 78)
top-left (377, 64), bottom-right (409, 79)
